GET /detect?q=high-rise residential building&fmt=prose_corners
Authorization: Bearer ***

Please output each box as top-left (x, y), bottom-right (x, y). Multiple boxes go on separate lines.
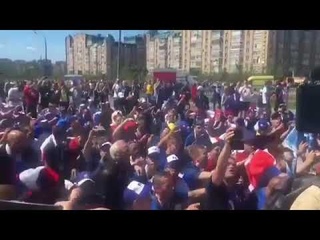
top-left (146, 31), bottom-right (170, 71)
top-left (65, 35), bottom-right (74, 74)
top-left (65, 33), bottom-right (114, 77)
top-left (124, 35), bottom-right (146, 69)
top-left (167, 31), bottom-right (182, 69)
top-left (146, 30), bottom-right (320, 75)
top-left (66, 33), bottom-right (146, 79)
top-left (209, 30), bottom-right (224, 73)
top-left (268, 30), bottom-right (320, 76)
top-left (181, 30), bottom-right (203, 72)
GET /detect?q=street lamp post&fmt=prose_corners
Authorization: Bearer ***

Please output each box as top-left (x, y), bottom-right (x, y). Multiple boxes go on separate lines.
top-left (33, 31), bottom-right (48, 76)
top-left (116, 30), bottom-right (122, 80)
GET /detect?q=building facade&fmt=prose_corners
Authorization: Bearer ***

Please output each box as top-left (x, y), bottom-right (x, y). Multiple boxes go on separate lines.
top-left (167, 31), bottom-right (182, 69)
top-left (66, 33), bottom-right (146, 79)
top-left (146, 30), bottom-right (320, 75)
top-left (146, 30), bottom-right (272, 74)
top-left (268, 30), bottom-right (320, 76)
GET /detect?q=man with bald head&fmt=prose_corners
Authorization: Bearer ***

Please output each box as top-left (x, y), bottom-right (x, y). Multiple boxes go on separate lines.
top-left (0, 130), bottom-right (29, 200)
top-left (109, 140), bottom-right (130, 162)
top-left (4, 130), bottom-right (28, 157)
top-left (0, 129), bottom-right (37, 174)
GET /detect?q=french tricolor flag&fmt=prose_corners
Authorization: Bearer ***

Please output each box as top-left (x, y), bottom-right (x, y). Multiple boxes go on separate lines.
top-left (245, 149), bottom-right (281, 192)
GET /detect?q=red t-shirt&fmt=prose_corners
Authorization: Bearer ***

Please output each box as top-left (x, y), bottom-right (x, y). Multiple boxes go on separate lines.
top-left (24, 85), bottom-right (39, 106)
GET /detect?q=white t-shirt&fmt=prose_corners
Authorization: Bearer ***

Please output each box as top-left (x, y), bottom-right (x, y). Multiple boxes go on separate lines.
top-left (113, 84), bottom-right (120, 98)
top-left (239, 86), bottom-right (252, 102)
top-left (261, 86), bottom-right (268, 104)
top-left (7, 87), bottom-right (23, 106)
top-left (40, 134), bottom-right (57, 161)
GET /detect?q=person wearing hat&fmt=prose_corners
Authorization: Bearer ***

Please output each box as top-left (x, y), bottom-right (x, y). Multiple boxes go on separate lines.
top-left (194, 86), bottom-right (209, 118)
top-left (123, 180), bottom-right (152, 210)
top-left (278, 103), bottom-right (294, 126)
top-left (145, 146), bottom-right (164, 181)
top-left (254, 119), bottom-right (271, 136)
top-left (18, 166), bottom-right (61, 204)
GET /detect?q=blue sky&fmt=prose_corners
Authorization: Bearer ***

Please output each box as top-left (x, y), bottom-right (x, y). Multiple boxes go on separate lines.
top-left (0, 30), bottom-right (145, 62)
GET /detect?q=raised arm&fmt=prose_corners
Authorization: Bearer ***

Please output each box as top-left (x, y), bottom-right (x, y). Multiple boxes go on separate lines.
top-left (211, 130), bottom-right (234, 186)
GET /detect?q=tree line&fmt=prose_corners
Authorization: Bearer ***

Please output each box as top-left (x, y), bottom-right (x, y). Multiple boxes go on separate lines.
top-left (0, 59), bottom-right (65, 81)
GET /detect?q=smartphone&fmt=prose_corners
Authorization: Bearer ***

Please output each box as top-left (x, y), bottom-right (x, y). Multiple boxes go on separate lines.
top-left (230, 129), bottom-right (244, 150)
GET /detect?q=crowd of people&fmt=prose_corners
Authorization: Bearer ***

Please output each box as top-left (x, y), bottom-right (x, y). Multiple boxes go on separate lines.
top-left (0, 76), bottom-right (318, 210)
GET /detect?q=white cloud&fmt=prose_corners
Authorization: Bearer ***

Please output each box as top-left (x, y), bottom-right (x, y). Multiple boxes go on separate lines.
top-left (26, 46), bottom-right (36, 51)
top-left (0, 43), bottom-right (4, 48)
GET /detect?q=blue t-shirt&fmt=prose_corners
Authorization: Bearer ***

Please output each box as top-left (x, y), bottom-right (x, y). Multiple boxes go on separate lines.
top-left (175, 177), bottom-right (190, 199)
top-left (185, 133), bottom-right (196, 147)
top-left (151, 189), bottom-right (188, 210)
top-left (180, 163), bottom-right (201, 190)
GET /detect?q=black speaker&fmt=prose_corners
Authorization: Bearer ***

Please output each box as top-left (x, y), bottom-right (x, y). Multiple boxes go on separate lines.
top-left (296, 83), bottom-right (320, 133)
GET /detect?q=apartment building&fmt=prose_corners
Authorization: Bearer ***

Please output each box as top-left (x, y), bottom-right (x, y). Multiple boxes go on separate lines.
top-left (167, 31), bottom-right (182, 69)
top-left (146, 31), bottom-right (170, 71)
top-left (124, 35), bottom-right (146, 69)
top-left (268, 30), bottom-right (320, 76)
top-left (147, 30), bottom-right (269, 74)
top-left (65, 35), bottom-right (74, 74)
top-left (66, 33), bottom-right (146, 79)
top-left (147, 30), bottom-right (320, 75)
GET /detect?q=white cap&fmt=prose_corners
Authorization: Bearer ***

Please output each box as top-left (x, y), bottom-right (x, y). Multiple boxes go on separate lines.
top-left (197, 86), bottom-right (203, 91)
top-left (167, 154), bottom-right (179, 163)
top-left (101, 142), bottom-right (112, 148)
top-left (64, 180), bottom-right (74, 191)
top-left (148, 146), bottom-right (160, 155)
top-left (19, 166), bottom-right (45, 191)
top-left (127, 180), bottom-right (145, 195)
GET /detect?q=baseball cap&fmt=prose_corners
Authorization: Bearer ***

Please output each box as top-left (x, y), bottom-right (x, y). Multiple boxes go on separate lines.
top-left (256, 119), bottom-right (271, 131)
top-left (19, 167), bottom-right (60, 191)
top-left (197, 86), bottom-right (203, 91)
top-left (75, 172), bottom-right (95, 187)
top-left (165, 154), bottom-right (180, 170)
top-left (148, 146), bottom-right (160, 155)
top-left (123, 181), bottom-right (152, 207)
top-left (279, 103), bottom-right (286, 108)
top-left (147, 146), bottom-right (161, 162)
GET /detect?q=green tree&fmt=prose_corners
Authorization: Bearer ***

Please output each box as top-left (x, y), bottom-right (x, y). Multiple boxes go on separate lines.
top-left (189, 68), bottom-right (201, 76)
